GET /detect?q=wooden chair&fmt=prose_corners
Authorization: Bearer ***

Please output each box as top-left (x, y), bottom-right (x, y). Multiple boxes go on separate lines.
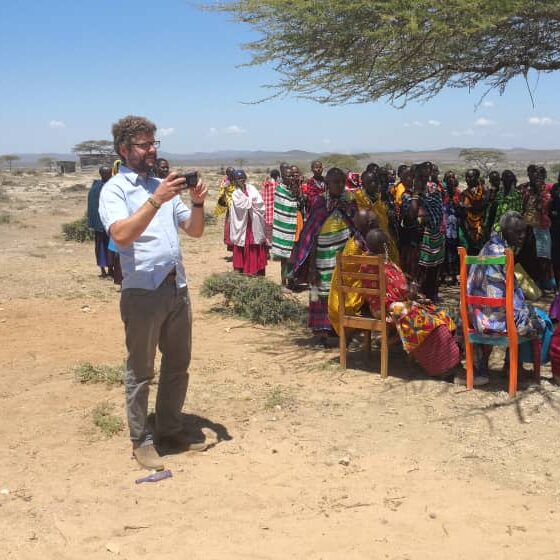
top-left (458, 247), bottom-right (541, 397)
top-left (337, 253), bottom-right (395, 376)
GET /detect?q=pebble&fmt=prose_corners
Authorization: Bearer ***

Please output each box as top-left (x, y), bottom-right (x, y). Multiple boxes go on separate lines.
top-left (339, 456), bottom-right (351, 466)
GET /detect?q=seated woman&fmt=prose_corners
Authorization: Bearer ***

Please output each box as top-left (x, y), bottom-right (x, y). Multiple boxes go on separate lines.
top-left (361, 228), bottom-right (459, 377)
top-left (229, 169), bottom-right (268, 276)
top-left (467, 210), bottom-right (548, 383)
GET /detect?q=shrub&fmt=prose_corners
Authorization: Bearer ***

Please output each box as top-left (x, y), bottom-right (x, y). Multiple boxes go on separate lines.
top-left (92, 402), bottom-right (124, 438)
top-left (73, 362), bottom-right (124, 385)
top-left (201, 272), bottom-right (305, 326)
top-left (62, 215), bottom-right (94, 242)
top-left (0, 212), bottom-right (10, 224)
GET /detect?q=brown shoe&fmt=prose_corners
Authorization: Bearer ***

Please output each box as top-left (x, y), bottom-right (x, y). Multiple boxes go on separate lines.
top-left (156, 433), bottom-right (210, 454)
top-left (133, 444), bottom-right (164, 470)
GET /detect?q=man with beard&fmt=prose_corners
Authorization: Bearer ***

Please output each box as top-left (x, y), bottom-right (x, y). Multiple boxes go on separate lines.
top-left (99, 115), bottom-right (208, 470)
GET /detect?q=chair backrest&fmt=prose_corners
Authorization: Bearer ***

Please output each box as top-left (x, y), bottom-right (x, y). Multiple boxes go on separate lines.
top-left (458, 246), bottom-right (517, 342)
top-left (336, 253), bottom-right (387, 325)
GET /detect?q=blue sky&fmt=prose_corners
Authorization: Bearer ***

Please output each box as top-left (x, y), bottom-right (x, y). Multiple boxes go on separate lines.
top-left (1, 0), bottom-right (559, 154)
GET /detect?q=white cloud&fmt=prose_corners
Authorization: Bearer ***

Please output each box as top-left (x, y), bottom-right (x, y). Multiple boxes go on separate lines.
top-left (49, 120), bottom-right (65, 128)
top-left (224, 125), bottom-right (246, 135)
top-left (428, 120), bottom-right (441, 127)
top-left (404, 121), bottom-right (424, 128)
top-left (482, 101), bottom-right (495, 108)
top-left (159, 127), bottom-right (175, 137)
top-left (528, 116), bottom-right (555, 126)
top-left (322, 138), bottom-right (331, 145)
top-left (208, 124), bottom-right (246, 136)
top-left (474, 117), bottom-right (495, 127)
top-left (452, 128), bottom-right (475, 137)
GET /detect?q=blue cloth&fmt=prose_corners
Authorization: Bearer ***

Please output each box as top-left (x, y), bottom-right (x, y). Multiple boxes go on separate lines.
top-left (519, 307), bottom-right (552, 364)
top-left (108, 237), bottom-right (118, 253)
top-left (99, 165), bottom-right (191, 290)
top-left (87, 180), bottom-right (106, 232)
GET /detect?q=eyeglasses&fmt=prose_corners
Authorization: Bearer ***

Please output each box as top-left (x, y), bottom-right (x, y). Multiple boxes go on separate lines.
top-left (130, 140), bottom-right (160, 150)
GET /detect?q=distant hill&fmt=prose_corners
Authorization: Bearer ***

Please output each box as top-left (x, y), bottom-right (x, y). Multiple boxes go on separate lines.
top-left (5, 147), bottom-right (560, 169)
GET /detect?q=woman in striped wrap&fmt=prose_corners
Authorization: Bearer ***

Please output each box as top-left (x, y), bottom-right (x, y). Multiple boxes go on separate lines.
top-left (292, 168), bottom-right (357, 341)
top-left (271, 166), bottom-right (301, 286)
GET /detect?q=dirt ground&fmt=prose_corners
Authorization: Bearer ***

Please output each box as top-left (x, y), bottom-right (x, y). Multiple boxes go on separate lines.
top-left (2, 169), bottom-right (560, 559)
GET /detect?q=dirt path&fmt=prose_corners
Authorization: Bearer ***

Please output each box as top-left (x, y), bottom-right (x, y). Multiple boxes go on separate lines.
top-left (1, 171), bottom-right (560, 559)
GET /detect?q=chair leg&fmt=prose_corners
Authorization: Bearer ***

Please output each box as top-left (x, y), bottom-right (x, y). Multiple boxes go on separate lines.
top-left (464, 340), bottom-right (475, 390)
top-left (380, 329), bottom-right (388, 379)
top-left (532, 339), bottom-right (541, 383)
top-left (339, 326), bottom-right (347, 369)
top-left (509, 343), bottom-right (519, 397)
top-left (363, 330), bottom-right (371, 358)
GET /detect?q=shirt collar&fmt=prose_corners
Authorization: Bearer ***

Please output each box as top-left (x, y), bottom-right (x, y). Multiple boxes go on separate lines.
top-left (119, 164), bottom-right (154, 186)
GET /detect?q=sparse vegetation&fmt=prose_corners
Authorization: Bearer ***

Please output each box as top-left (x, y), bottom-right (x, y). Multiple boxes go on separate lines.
top-left (264, 385), bottom-right (295, 411)
top-left (201, 272), bottom-right (305, 325)
top-left (73, 362), bottom-right (124, 385)
top-left (92, 402), bottom-right (124, 437)
top-left (0, 212), bottom-right (10, 224)
top-left (62, 215), bottom-right (95, 242)
top-left (322, 153), bottom-right (359, 172)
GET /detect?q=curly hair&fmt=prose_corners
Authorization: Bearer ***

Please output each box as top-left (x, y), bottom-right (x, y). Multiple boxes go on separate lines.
top-left (112, 115), bottom-right (157, 157)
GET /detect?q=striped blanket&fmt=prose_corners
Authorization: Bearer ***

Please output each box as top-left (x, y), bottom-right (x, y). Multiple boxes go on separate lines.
top-left (316, 213), bottom-right (351, 297)
top-left (271, 184), bottom-right (299, 259)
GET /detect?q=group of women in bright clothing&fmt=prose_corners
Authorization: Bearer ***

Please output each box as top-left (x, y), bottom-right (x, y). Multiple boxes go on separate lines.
top-left (214, 159), bottom-right (560, 381)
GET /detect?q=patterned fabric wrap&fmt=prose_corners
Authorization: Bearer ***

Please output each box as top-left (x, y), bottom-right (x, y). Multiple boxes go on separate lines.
top-left (292, 193), bottom-right (356, 274)
top-left (361, 261), bottom-right (455, 354)
top-left (361, 261), bottom-right (409, 315)
top-left (302, 176), bottom-right (326, 214)
top-left (271, 184), bottom-right (299, 259)
top-left (418, 230), bottom-right (445, 267)
top-left (315, 213), bottom-right (352, 297)
top-left (354, 188), bottom-right (400, 264)
top-left (308, 296), bottom-right (331, 332)
top-left (466, 233), bottom-right (545, 336)
top-left (394, 302), bottom-right (456, 354)
top-left (214, 177), bottom-right (235, 217)
top-left (493, 187), bottom-right (523, 232)
top-left (461, 186), bottom-right (486, 245)
top-left (261, 178), bottom-right (277, 226)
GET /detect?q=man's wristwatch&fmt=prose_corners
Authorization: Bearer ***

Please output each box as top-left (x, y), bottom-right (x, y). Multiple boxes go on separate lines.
top-left (192, 202), bottom-right (204, 208)
top-left (147, 196), bottom-right (161, 210)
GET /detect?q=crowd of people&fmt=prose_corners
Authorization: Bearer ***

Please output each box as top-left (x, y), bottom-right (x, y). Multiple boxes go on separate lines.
top-left (213, 159), bottom-right (560, 385)
top-left (88, 151), bottom-right (560, 396)
top-left (85, 113), bottom-right (560, 471)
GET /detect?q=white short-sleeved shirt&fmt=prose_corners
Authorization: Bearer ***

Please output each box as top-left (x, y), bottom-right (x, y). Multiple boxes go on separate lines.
top-left (99, 165), bottom-right (191, 290)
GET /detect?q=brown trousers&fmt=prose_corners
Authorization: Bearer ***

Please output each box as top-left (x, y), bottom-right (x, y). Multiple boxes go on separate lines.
top-left (120, 282), bottom-right (192, 446)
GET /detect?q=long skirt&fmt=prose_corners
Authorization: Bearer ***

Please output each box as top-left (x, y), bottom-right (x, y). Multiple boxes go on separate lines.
top-left (232, 218), bottom-right (268, 276)
top-left (308, 295), bottom-right (331, 333)
top-left (94, 230), bottom-right (111, 268)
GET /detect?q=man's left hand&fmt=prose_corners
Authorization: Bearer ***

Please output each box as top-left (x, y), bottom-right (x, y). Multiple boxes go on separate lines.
top-left (190, 179), bottom-right (208, 205)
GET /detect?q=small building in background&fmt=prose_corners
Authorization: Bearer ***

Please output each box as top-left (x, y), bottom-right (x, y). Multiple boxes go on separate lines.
top-left (78, 154), bottom-right (117, 169)
top-left (56, 160), bottom-right (76, 174)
